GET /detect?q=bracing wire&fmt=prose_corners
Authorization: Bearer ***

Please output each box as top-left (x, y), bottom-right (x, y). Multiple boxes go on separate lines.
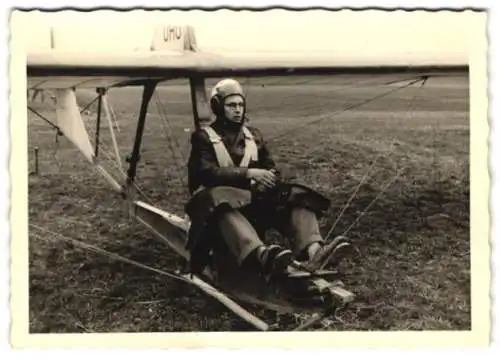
top-left (333, 77), bottom-right (430, 240)
top-left (153, 92), bottom-right (189, 193)
top-left (323, 153), bottom-right (383, 242)
top-left (30, 224), bottom-right (192, 284)
top-left (268, 76), bottom-right (426, 143)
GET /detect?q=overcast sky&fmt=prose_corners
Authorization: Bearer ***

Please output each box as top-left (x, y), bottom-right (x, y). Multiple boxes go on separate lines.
top-left (18, 9), bottom-right (484, 64)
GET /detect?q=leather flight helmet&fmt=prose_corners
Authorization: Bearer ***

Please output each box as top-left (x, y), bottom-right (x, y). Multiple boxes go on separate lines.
top-left (209, 78), bottom-right (246, 116)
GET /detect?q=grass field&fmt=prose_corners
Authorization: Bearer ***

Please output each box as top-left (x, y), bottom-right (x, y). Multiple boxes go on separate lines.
top-left (27, 73), bottom-right (470, 332)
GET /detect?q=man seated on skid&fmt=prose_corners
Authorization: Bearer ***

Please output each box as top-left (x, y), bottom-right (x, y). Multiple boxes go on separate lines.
top-left (185, 78), bottom-right (351, 281)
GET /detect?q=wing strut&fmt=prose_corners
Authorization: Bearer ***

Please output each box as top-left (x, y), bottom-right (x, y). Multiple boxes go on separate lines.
top-left (94, 88), bottom-right (104, 157)
top-left (101, 89), bottom-right (123, 171)
top-left (124, 81), bottom-right (158, 199)
top-left (189, 77), bottom-right (212, 129)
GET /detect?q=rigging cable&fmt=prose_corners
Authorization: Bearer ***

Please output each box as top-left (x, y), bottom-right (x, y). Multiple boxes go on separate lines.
top-left (323, 76), bottom-right (428, 241)
top-left (154, 91), bottom-right (189, 193)
top-left (268, 76), bottom-right (426, 143)
top-left (326, 77), bottom-right (432, 245)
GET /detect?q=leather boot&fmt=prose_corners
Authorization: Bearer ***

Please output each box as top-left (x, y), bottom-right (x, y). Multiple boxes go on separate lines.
top-left (257, 244), bottom-right (293, 280)
top-left (302, 236), bottom-right (353, 272)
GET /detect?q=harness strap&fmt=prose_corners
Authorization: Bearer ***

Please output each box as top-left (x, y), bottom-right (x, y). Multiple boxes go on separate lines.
top-left (201, 125), bottom-right (259, 168)
top-left (239, 126), bottom-right (259, 167)
top-left (201, 126), bottom-right (234, 168)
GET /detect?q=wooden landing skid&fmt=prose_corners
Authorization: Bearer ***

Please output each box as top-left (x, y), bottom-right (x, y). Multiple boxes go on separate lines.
top-left (132, 200), bottom-right (356, 331)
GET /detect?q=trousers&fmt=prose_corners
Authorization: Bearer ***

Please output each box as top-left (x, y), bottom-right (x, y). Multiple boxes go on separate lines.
top-left (216, 205), bottom-right (324, 265)
top-left (185, 183), bottom-right (331, 274)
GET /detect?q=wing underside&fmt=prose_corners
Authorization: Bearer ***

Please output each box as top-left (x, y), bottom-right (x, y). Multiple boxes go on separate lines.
top-left (28, 76), bottom-right (138, 90)
top-left (27, 50), bottom-right (468, 90)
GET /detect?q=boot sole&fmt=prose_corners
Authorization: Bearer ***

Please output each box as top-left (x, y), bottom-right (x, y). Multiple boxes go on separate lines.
top-left (319, 242), bottom-right (354, 270)
top-left (262, 245), bottom-right (293, 277)
top-left (272, 250), bottom-right (294, 275)
top-left (303, 237), bottom-right (352, 272)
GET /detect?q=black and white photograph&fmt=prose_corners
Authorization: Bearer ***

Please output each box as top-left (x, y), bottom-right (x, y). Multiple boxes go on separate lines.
top-left (9, 5), bottom-right (490, 347)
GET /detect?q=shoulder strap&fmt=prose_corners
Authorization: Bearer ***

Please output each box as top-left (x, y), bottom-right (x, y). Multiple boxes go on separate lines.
top-left (239, 126), bottom-right (259, 168)
top-left (200, 126), bottom-right (234, 168)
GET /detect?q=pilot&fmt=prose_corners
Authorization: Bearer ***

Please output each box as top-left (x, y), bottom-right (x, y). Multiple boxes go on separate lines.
top-left (185, 78), bottom-right (351, 280)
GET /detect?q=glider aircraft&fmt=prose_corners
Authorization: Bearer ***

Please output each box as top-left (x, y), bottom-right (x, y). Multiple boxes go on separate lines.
top-left (26, 24), bottom-right (468, 331)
